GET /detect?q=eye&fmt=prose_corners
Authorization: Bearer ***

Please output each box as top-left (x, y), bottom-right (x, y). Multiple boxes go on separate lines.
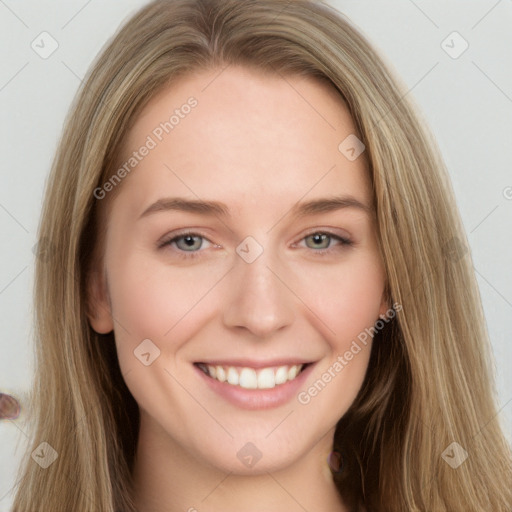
top-left (158, 231), bottom-right (214, 259)
top-left (300, 231), bottom-right (352, 253)
top-left (174, 234), bottom-right (204, 251)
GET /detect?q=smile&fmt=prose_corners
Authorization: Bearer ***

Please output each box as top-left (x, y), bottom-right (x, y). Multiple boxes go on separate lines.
top-left (195, 363), bottom-right (308, 390)
top-left (194, 360), bottom-right (315, 409)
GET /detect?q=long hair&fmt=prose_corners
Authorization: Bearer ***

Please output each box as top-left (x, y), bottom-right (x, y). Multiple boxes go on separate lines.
top-left (12, 1), bottom-right (512, 510)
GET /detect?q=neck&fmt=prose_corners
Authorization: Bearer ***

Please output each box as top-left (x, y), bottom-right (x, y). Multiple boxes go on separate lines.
top-left (131, 411), bottom-right (350, 512)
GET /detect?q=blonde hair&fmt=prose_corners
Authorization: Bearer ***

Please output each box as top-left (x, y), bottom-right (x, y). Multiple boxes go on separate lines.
top-left (12, 0), bottom-right (512, 510)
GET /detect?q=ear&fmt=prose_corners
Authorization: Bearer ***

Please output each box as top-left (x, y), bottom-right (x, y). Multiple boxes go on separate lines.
top-left (86, 267), bottom-right (114, 334)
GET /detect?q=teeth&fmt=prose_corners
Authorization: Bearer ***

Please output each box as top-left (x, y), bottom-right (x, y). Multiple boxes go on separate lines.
top-left (239, 368), bottom-right (258, 389)
top-left (227, 367), bottom-right (239, 385)
top-left (200, 363), bottom-right (304, 389)
top-left (288, 365), bottom-right (299, 380)
top-left (216, 365), bottom-right (226, 382)
top-left (257, 368), bottom-right (275, 389)
top-left (275, 366), bottom-right (288, 385)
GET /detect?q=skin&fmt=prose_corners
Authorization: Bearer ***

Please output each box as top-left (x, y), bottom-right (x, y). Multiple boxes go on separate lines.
top-left (88, 66), bottom-right (388, 512)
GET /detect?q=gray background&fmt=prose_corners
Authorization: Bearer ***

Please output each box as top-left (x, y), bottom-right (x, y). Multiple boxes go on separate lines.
top-left (1, 1), bottom-right (511, 509)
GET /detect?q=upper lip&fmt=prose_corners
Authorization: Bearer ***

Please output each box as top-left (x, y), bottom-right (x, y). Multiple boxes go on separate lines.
top-left (195, 359), bottom-right (314, 369)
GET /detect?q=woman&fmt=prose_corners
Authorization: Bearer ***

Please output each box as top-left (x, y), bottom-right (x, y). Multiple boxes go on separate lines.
top-left (11, 0), bottom-right (512, 510)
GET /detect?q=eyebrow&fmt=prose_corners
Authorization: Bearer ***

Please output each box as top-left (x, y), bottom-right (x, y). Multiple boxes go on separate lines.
top-left (139, 195), bottom-right (373, 219)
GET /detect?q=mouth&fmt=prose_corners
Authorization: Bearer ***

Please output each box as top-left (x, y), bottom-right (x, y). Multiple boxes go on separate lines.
top-left (194, 362), bottom-right (312, 390)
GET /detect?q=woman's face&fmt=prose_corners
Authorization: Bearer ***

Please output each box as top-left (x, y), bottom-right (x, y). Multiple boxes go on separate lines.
top-left (89, 66), bottom-right (388, 473)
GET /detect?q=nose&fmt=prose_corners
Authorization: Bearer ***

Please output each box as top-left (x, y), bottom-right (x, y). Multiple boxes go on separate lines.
top-left (222, 246), bottom-right (295, 338)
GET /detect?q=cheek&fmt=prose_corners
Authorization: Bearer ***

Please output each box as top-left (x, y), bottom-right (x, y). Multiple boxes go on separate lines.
top-left (294, 255), bottom-right (384, 413)
top-left (105, 250), bottom-right (224, 357)
top-left (294, 252), bottom-right (386, 345)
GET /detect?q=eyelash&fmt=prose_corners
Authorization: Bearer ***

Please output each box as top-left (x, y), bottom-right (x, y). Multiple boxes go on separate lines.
top-left (158, 230), bottom-right (353, 260)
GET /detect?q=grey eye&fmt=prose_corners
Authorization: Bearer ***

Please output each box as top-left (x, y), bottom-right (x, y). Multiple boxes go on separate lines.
top-left (175, 235), bottom-right (203, 251)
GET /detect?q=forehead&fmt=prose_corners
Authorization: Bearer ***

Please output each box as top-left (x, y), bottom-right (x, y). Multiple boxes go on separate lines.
top-left (111, 66), bottom-right (370, 218)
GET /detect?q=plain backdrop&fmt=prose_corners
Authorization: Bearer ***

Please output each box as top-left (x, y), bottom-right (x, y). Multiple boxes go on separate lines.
top-left (1, 1), bottom-right (511, 509)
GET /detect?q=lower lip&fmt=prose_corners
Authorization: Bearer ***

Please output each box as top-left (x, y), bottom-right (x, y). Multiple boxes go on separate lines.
top-left (194, 363), bottom-right (315, 410)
